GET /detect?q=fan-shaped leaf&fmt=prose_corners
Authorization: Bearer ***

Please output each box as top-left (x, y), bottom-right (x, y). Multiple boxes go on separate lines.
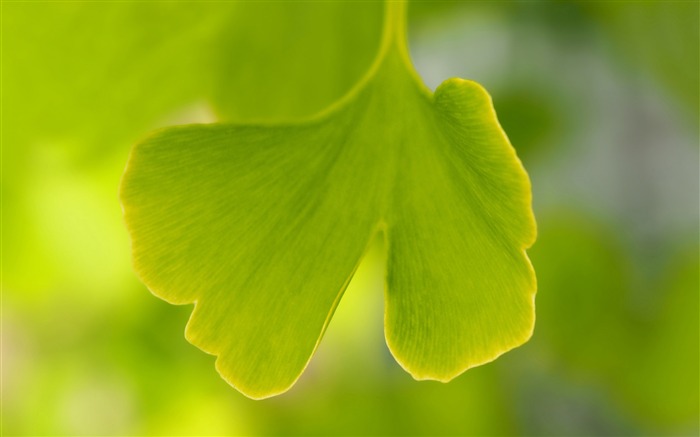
top-left (120, 1), bottom-right (536, 398)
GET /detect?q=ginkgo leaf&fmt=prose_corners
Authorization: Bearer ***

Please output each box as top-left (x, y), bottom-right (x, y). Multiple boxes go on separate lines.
top-left (120, 1), bottom-right (536, 399)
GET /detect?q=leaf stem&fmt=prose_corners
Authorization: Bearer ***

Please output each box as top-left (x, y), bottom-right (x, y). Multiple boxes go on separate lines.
top-left (382, 0), bottom-right (410, 61)
top-left (310, 0), bottom-right (428, 119)
top-left (378, 0), bottom-right (430, 97)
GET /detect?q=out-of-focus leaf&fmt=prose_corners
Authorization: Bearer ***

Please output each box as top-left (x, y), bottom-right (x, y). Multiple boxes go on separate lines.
top-left (210, 2), bottom-right (382, 121)
top-left (586, 1), bottom-right (700, 118)
top-left (531, 213), bottom-right (699, 432)
top-left (492, 85), bottom-right (562, 159)
top-left (2, 2), bottom-right (381, 292)
top-left (619, 245), bottom-right (699, 427)
top-left (529, 212), bottom-right (636, 375)
top-left (121, 2), bottom-right (536, 398)
top-left (3, 3), bottom-right (228, 291)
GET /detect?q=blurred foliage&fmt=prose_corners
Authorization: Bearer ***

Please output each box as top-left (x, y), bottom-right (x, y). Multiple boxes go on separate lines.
top-left (528, 213), bottom-right (699, 432)
top-left (210, 2), bottom-right (382, 121)
top-left (585, 1), bottom-right (700, 120)
top-left (3, 0), bottom-right (698, 435)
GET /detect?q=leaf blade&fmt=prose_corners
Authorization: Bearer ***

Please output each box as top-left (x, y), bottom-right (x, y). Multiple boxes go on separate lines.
top-left (121, 115), bottom-right (388, 397)
top-left (384, 79), bottom-right (536, 380)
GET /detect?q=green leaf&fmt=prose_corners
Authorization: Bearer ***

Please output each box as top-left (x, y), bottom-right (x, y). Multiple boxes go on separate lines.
top-left (120, 1), bottom-right (536, 399)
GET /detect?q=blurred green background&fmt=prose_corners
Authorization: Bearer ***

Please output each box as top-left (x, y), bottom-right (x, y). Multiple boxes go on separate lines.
top-left (3, 1), bottom-right (698, 435)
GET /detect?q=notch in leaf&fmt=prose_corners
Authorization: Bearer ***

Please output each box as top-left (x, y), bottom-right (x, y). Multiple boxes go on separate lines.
top-left (120, 1), bottom-right (536, 399)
